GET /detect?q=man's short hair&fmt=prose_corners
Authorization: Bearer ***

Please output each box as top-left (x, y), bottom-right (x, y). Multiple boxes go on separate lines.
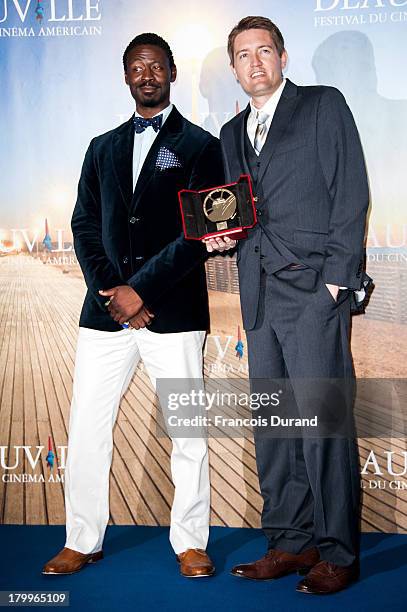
top-left (123, 33), bottom-right (175, 71)
top-left (227, 16), bottom-right (285, 65)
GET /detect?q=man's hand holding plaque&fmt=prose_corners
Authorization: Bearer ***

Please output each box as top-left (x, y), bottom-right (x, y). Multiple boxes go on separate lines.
top-left (204, 235), bottom-right (237, 253)
top-left (178, 174), bottom-right (257, 243)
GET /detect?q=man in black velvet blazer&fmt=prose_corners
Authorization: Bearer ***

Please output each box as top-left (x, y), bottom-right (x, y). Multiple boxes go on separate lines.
top-left (73, 77), bottom-right (221, 335)
top-left (43, 33), bottom-right (223, 579)
top-left (206, 16), bottom-right (369, 594)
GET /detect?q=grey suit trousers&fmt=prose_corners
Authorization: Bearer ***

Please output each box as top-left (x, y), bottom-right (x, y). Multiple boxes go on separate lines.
top-left (246, 265), bottom-right (360, 566)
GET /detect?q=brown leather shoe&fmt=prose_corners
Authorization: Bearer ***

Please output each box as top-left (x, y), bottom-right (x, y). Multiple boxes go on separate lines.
top-left (296, 560), bottom-right (359, 594)
top-left (231, 547), bottom-right (320, 580)
top-left (42, 547), bottom-right (103, 575)
top-left (176, 549), bottom-right (215, 578)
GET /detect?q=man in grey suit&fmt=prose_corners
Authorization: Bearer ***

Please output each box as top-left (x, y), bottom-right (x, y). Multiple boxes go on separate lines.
top-left (205, 16), bottom-right (369, 595)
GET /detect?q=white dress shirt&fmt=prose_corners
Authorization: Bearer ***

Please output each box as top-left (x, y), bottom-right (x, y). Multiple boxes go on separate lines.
top-left (132, 103), bottom-right (173, 189)
top-left (247, 79), bottom-right (286, 153)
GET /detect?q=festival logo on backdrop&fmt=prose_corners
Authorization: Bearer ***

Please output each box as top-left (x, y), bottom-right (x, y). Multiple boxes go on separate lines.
top-left (314, 0), bottom-right (407, 27)
top-left (0, 219), bottom-right (77, 263)
top-left (1, 438), bottom-right (67, 483)
top-left (0, 0), bottom-right (103, 37)
top-left (362, 448), bottom-right (407, 491)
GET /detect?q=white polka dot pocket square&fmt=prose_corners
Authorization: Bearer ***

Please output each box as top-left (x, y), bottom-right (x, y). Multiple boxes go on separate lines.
top-left (156, 147), bottom-right (182, 171)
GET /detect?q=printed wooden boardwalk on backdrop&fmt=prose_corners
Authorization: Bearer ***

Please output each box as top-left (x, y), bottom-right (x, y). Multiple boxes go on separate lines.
top-left (0, 254), bottom-right (406, 534)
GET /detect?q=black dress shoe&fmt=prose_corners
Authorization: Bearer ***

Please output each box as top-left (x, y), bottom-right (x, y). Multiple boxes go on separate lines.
top-left (296, 560), bottom-right (359, 594)
top-left (231, 547), bottom-right (320, 580)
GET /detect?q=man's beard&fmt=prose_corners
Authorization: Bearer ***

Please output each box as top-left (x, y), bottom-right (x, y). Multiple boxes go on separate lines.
top-left (140, 96), bottom-right (162, 108)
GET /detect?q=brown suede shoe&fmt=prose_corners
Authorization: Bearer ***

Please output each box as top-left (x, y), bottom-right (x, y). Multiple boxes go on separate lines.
top-left (42, 547), bottom-right (103, 575)
top-left (176, 549), bottom-right (215, 578)
top-left (296, 560), bottom-right (359, 594)
top-left (231, 547), bottom-right (320, 580)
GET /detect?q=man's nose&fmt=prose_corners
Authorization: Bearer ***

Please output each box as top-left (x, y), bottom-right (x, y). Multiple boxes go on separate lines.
top-left (143, 66), bottom-right (154, 81)
top-left (250, 54), bottom-right (263, 67)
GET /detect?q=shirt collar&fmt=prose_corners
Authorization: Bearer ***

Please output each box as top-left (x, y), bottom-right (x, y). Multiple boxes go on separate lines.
top-left (249, 79), bottom-right (286, 118)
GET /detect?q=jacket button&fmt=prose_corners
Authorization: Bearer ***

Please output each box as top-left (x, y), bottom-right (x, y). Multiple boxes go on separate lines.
top-left (122, 256), bottom-right (129, 264)
top-left (254, 246), bottom-right (260, 253)
top-left (256, 209), bottom-right (262, 217)
top-left (129, 217), bottom-right (140, 224)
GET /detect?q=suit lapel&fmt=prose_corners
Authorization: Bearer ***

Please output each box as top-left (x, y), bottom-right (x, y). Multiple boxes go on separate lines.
top-left (131, 106), bottom-right (184, 212)
top-left (111, 117), bottom-right (134, 209)
top-left (257, 79), bottom-right (301, 185)
top-left (233, 104), bottom-right (251, 176)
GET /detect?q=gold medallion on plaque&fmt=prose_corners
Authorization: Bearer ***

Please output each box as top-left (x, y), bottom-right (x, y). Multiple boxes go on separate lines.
top-left (203, 188), bottom-right (237, 230)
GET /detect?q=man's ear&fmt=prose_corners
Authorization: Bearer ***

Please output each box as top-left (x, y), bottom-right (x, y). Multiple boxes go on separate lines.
top-left (124, 71), bottom-right (129, 86)
top-left (230, 63), bottom-right (239, 83)
top-left (170, 65), bottom-right (177, 83)
top-left (281, 50), bottom-right (288, 72)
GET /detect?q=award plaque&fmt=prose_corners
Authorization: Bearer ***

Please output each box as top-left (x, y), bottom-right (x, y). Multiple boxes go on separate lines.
top-left (178, 174), bottom-right (257, 241)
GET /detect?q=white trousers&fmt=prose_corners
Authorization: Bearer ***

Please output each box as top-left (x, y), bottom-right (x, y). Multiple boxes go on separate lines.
top-left (64, 326), bottom-right (209, 555)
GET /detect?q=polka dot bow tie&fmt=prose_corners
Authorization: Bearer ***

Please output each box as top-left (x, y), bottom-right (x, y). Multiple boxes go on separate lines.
top-left (133, 114), bottom-right (163, 134)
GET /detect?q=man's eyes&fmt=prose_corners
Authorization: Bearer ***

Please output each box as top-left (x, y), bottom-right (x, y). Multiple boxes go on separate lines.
top-left (132, 65), bottom-right (162, 72)
top-left (238, 48), bottom-right (271, 60)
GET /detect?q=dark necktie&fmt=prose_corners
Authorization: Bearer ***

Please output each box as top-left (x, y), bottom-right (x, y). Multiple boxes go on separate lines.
top-left (133, 114), bottom-right (163, 134)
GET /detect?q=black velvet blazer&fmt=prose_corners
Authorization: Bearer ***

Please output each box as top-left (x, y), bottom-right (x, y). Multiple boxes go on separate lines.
top-left (72, 106), bottom-right (224, 332)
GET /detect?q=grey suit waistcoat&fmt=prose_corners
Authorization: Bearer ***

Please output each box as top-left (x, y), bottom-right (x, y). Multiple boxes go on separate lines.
top-left (244, 132), bottom-right (291, 275)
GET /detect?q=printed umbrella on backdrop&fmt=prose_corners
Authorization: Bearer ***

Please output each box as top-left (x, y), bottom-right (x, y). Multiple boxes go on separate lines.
top-left (46, 436), bottom-right (54, 469)
top-left (35, 1), bottom-right (44, 22)
top-left (42, 219), bottom-right (52, 252)
top-left (235, 325), bottom-right (244, 359)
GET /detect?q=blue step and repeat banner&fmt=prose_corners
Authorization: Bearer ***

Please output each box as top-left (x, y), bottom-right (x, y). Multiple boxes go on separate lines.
top-left (0, 1), bottom-right (406, 530)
